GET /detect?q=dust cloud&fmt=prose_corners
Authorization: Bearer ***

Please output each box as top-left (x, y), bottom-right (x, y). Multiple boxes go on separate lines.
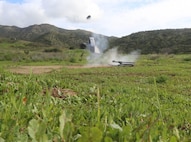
top-left (86, 34), bottom-right (140, 66)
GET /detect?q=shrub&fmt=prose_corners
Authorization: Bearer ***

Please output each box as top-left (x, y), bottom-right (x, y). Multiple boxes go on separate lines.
top-left (183, 57), bottom-right (191, 61)
top-left (148, 75), bottom-right (167, 84)
top-left (155, 75), bottom-right (167, 83)
top-left (44, 48), bottom-right (62, 52)
top-left (69, 57), bottom-right (77, 63)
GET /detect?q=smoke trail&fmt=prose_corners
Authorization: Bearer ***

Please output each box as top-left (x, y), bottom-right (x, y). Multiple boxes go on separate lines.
top-left (91, 33), bottom-right (108, 53)
top-left (86, 33), bottom-right (108, 66)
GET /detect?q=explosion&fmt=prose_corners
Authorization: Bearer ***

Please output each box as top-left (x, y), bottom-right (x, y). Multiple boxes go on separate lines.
top-left (86, 35), bottom-right (140, 66)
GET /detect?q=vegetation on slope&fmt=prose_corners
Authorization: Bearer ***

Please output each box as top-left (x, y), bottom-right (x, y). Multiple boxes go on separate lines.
top-left (111, 29), bottom-right (191, 54)
top-left (0, 24), bottom-right (110, 50)
top-left (1, 24), bottom-right (191, 55)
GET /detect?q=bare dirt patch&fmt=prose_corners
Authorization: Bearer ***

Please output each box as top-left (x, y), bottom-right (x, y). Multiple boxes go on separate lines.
top-left (8, 65), bottom-right (112, 74)
top-left (43, 87), bottom-right (77, 99)
top-left (9, 65), bottom-right (63, 74)
top-left (66, 65), bottom-right (112, 69)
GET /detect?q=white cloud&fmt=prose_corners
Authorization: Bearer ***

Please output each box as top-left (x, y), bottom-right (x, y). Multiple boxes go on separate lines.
top-left (0, 0), bottom-right (191, 36)
top-left (93, 0), bottom-right (191, 36)
top-left (41, 0), bottom-right (102, 22)
top-left (0, 0), bottom-right (47, 26)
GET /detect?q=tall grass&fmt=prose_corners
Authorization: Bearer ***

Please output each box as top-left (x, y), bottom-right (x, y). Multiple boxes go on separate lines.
top-left (0, 54), bottom-right (191, 141)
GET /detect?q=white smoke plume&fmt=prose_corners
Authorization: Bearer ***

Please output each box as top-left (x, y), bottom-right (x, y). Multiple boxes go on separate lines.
top-left (91, 33), bottom-right (108, 53)
top-left (86, 34), bottom-right (140, 66)
top-left (104, 48), bottom-right (140, 65)
top-left (87, 48), bottom-right (140, 66)
top-left (86, 33), bottom-right (108, 66)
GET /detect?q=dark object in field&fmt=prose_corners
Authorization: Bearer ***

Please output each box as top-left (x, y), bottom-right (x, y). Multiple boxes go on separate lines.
top-left (43, 87), bottom-right (76, 99)
top-left (87, 15), bottom-right (91, 19)
top-left (112, 60), bottom-right (134, 67)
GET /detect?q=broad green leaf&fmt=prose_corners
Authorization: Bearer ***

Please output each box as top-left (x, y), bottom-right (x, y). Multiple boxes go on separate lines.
top-left (28, 119), bottom-right (39, 141)
top-left (110, 123), bottom-right (123, 131)
top-left (104, 136), bottom-right (113, 142)
top-left (59, 111), bottom-right (66, 139)
top-left (173, 127), bottom-right (180, 140)
top-left (16, 134), bottom-right (28, 142)
top-left (36, 121), bottom-right (47, 140)
top-left (78, 127), bottom-right (103, 142)
top-left (0, 137), bottom-right (5, 142)
top-left (170, 136), bottom-right (177, 142)
top-left (39, 134), bottom-right (48, 142)
top-left (59, 110), bottom-right (72, 139)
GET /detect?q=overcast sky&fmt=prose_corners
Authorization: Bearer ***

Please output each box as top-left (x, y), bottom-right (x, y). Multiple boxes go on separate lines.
top-left (0, 0), bottom-right (191, 37)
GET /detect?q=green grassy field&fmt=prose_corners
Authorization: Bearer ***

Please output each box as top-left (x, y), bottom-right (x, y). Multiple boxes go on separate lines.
top-left (0, 54), bottom-right (191, 142)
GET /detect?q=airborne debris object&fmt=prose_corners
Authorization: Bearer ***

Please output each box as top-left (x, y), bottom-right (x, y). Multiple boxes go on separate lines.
top-left (86, 15), bottom-right (91, 19)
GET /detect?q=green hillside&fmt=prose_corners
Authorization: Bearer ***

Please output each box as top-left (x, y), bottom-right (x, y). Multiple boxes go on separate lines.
top-left (1, 24), bottom-right (191, 57)
top-left (0, 24), bottom-right (94, 49)
top-left (0, 24), bottom-right (110, 62)
top-left (110, 29), bottom-right (191, 54)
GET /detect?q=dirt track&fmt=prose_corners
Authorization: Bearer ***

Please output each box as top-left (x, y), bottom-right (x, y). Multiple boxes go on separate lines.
top-left (8, 65), bottom-right (112, 74)
top-left (66, 65), bottom-right (111, 69)
top-left (9, 66), bottom-right (63, 74)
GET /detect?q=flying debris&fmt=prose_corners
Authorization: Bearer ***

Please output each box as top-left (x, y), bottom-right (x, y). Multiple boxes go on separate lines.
top-left (86, 15), bottom-right (91, 20)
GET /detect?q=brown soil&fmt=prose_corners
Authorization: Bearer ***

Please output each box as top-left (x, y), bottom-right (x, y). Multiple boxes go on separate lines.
top-left (66, 65), bottom-right (111, 69)
top-left (9, 65), bottom-right (112, 74)
top-left (43, 87), bottom-right (77, 99)
top-left (9, 65), bottom-right (63, 74)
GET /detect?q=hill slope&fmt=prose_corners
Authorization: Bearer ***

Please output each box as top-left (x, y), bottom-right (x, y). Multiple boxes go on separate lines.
top-left (1, 24), bottom-right (191, 54)
top-left (111, 29), bottom-right (191, 54)
top-left (0, 24), bottom-right (99, 49)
